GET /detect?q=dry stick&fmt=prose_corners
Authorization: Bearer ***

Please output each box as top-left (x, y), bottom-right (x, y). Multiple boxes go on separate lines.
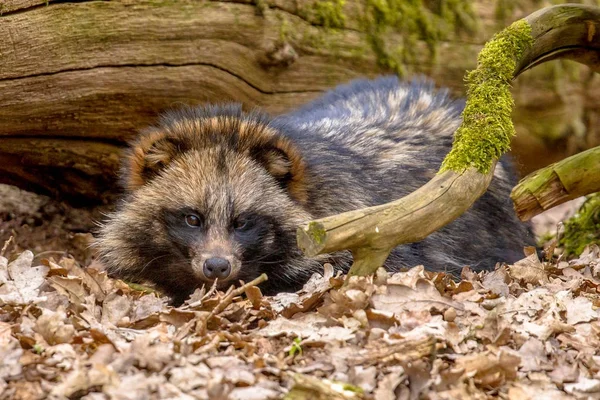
top-left (297, 4), bottom-right (600, 278)
top-left (511, 146), bottom-right (600, 221)
top-left (196, 273), bottom-right (268, 336)
top-left (0, 236), bottom-right (13, 257)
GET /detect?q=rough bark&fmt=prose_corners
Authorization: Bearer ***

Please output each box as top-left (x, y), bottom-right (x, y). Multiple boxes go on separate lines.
top-left (0, 0), bottom-right (598, 202)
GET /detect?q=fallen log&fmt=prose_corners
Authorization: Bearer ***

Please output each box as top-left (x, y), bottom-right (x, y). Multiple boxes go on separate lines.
top-left (2, 0), bottom-right (599, 202)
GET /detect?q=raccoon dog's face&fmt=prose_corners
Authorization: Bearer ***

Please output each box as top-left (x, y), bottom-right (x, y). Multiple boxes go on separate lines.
top-left (96, 107), bottom-right (317, 304)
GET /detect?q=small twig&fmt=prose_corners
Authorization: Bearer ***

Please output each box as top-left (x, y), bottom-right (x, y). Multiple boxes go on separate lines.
top-left (1, 236), bottom-right (13, 257)
top-left (33, 250), bottom-right (68, 261)
top-left (196, 274), bottom-right (268, 335)
top-left (210, 274), bottom-right (268, 318)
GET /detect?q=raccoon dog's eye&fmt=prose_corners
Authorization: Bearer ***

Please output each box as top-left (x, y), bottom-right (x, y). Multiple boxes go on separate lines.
top-left (233, 216), bottom-right (254, 231)
top-left (185, 214), bottom-right (202, 228)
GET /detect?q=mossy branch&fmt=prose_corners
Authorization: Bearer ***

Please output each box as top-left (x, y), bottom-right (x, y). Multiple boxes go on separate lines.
top-left (511, 146), bottom-right (600, 221)
top-left (559, 193), bottom-right (600, 256)
top-left (297, 4), bottom-right (600, 277)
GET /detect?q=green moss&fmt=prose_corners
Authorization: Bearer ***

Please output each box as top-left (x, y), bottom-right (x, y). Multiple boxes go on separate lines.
top-left (127, 282), bottom-right (158, 294)
top-left (254, 0), bottom-right (268, 16)
top-left (278, 14), bottom-right (291, 42)
top-left (288, 337), bottom-right (303, 356)
top-left (312, 0), bottom-right (346, 29)
top-left (559, 194), bottom-right (600, 257)
top-left (307, 222), bottom-right (326, 245)
top-left (296, 0), bottom-right (476, 76)
top-left (33, 344), bottom-right (45, 355)
top-left (440, 19), bottom-right (533, 174)
top-left (360, 0), bottom-right (477, 76)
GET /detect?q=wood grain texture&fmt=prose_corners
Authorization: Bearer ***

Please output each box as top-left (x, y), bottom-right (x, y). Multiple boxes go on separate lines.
top-left (0, 0), bottom-right (598, 202)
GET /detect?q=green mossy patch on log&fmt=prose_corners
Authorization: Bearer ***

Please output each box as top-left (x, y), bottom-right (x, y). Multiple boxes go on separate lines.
top-left (296, 0), bottom-right (478, 76)
top-left (440, 19), bottom-right (533, 174)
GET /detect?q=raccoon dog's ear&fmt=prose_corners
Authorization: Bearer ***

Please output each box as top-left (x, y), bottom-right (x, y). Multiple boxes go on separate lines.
top-left (123, 130), bottom-right (181, 191)
top-left (249, 136), bottom-right (308, 204)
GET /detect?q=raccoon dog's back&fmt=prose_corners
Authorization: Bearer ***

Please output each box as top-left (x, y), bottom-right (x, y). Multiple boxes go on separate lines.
top-left (97, 76), bottom-right (535, 303)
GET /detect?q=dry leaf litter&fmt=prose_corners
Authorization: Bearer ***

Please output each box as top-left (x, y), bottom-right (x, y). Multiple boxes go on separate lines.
top-left (1, 244), bottom-right (600, 399)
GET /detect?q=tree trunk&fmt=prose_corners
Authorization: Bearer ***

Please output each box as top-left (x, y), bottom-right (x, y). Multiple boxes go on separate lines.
top-left (0, 0), bottom-right (598, 203)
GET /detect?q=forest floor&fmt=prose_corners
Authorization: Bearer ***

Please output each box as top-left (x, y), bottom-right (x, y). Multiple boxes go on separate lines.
top-left (1, 184), bottom-right (599, 400)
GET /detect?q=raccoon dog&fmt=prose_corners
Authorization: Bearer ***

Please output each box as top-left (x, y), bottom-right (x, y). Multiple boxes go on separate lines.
top-left (97, 76), bottom-right (534, 304)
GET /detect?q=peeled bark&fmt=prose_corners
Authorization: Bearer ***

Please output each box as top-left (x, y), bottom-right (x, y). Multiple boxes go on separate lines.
top-left (511, 146), bottom-right (600, 221)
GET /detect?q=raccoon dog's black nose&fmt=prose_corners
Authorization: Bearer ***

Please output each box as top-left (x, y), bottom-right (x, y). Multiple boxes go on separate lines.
top-left (203, 257), bottom-right (231, 279)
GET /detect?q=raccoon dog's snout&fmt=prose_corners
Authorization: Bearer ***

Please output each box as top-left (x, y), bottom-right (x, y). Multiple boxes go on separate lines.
top-left (203, 257), bottom-right (232, 280)
top-left (191, 252), bottom-right (239, 283)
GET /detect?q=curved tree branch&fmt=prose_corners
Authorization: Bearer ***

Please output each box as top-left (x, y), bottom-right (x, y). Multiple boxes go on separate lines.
top-left (297, 4), bottom-right (600, 276)
top-left (511, 146), bottom-right (600, 221)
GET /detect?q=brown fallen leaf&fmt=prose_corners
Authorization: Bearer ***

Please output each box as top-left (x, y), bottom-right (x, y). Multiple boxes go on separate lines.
top-left (509, 252), bottom-right (549, 285)
top-left (481, 265), bottom-right (510, 297)
top-left (373, 368), bottom-right (406, 400)
top-left (48, 275), bottom-right (86, 308)
top-left (371, 278), bottom-right (460, 315)
top-left (260, 313), bottom-right (355, 343)
top-left (518, 338), bottom-right (550, 372)
top-left (271, 264), bottom-right (336, 318)
top-left (34, 308), bottom-right (76, 345)
top-left (453, 348), bottom-right (520, 389)
top-left (101, 292), bottom-right (132, 326)
top-left (0, 251), bottom-right (49, 305)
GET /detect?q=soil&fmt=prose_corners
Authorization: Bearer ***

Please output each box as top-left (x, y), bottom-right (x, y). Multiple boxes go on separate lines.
top-left (0, 184), bottom-right (111, 265)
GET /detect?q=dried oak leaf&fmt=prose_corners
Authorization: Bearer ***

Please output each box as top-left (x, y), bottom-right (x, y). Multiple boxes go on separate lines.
top-left (45, 343), bottom-right (78, 371)
top-left (453, 348), bottom-right (520, 389)
top-left (34, 308), bottom-right (76, 345)
top-left (101, 292), bottom-right (132, 327)
top-left (229, 386), bottom-right (281, 400)
top-left (103, 373), bottom-right (166, 400)
top-left (561, 293), bottom-right (598, 325)
top-left (0, 251), bottom-right (48, 305)
top-left (168, 364), bottom-right (212, 392)
top-left (286, 374), bottom-right (365, 400)
top-left (348, 366), bottom-right (377, 393)
top-left (50, 361), bottom-right (119, 398)
top-left (373, 369), bottom-right (406, 400)
top-left (548, 357), bottom-right (578, 385)
top-left (481, 266), bottom-right (510, 297)
top-left (42, 258), bottom-right (69, 277)
top-left (270, 264), bottom-right (337, 318)
top-left (569, 245), bottom-right (599, 270)
top-left (507, 381), bottom-right (572, 399)
top-left (518, 338), bottom-right (550, 372)
top-left (0, 336), bottom-right (23, 382)
top-left (48, 275), bottom-right (87, 308)
top-left (130, 332), bottom-right (173, 372)
top-left (371, 278), bottom-right (460, 315)
top-left (260, 313), bottom-right (355, 343)
top-left (564, 377), bottom-right (600, 394)
top-left (58, 257), bottom-right (110, 301)
top-left (132, 294), bottom-right (167, 321)
top-left (509, 251), bottom-right (549, 285)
